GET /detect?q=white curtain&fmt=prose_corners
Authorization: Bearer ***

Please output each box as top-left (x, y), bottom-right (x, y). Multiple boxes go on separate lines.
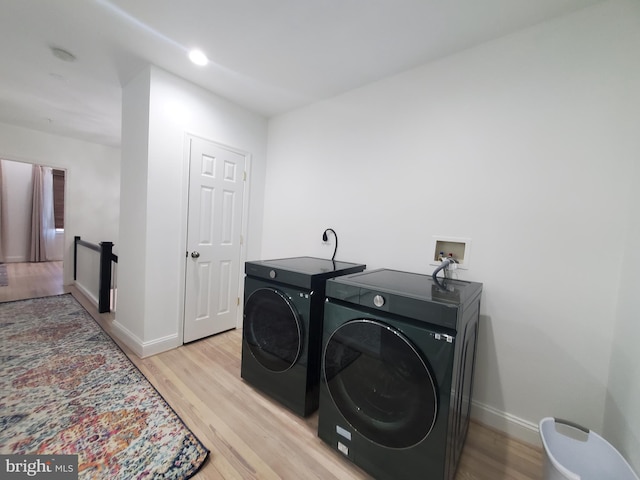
top-left (42, 167), bottom-right (56, 259)
top-left (29, 165), bottom-right (56, 262)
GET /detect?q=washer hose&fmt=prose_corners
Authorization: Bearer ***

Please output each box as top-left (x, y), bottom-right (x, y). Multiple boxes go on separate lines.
top-left (432, 257), bottom-right (453, 291)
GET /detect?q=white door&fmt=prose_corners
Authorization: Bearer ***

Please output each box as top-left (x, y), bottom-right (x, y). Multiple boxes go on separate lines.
top-left (183, 136), bottom-right (246, 343)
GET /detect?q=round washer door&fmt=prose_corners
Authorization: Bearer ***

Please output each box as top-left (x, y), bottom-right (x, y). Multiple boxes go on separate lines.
top-left (244, 288), bottom-right (302, 373)
top-left (323, 319), bottom-right (438, 449)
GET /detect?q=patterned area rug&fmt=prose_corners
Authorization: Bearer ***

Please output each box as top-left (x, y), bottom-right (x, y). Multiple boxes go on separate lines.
top-left (0, 294), bottom-right (209, 479)
top-left (0, 263), bottom-right (7, 286)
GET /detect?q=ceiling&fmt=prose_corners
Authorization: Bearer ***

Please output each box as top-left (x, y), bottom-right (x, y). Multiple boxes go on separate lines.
top-left (0, 0), bottom-right (603, 148)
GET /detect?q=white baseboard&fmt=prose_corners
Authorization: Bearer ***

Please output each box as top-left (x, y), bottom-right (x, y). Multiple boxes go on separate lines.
top-left (74, 282), bottom-right (98, 308)
top-left (471, 400), bottom-right (541, 447)
top-left (110, 319), bottom-right (180, 358)
top-left (110, 320), bottom-right (145, 357)
top-left (139, 333), bottom-right (181, 358)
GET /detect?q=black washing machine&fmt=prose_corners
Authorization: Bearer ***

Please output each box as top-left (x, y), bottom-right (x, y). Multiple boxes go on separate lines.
top-left (318, 269), bottom-right (482, 480)
top-left (241, 257), bottom-right (366, 416)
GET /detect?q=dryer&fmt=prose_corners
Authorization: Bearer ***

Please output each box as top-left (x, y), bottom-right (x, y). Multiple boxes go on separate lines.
top-left (241, 257), bottom-right (366, 416)
top-left (318, 269), bottom-right (482, 480)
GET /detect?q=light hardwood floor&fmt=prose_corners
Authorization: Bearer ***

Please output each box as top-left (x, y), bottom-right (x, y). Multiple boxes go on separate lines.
top-left (0, 261), bottom-right (67, 303)
top-left (1, 262), bottom-right (545, 479)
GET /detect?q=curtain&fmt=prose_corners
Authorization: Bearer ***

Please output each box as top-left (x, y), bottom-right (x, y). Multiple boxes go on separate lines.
top-left (42, 167), bottom-right (56, 258)
top-left (0, 160), bottom-right (5, 263)
top-left (29, 165), bottom-right (56, 262)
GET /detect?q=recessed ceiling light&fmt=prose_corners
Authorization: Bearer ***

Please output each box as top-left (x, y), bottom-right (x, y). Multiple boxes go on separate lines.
top-left (188, 49), bottom-right (208, 66)
top-left (50, 46), bottom-right (77, 62)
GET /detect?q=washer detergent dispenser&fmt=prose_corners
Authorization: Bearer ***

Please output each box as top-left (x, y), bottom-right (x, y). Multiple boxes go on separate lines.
top-left (241, 257), bottom-right (366, 416)
top-left (318, 268), bottom-right (482, 480)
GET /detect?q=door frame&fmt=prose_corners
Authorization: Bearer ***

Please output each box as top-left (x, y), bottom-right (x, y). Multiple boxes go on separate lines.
top-left (177, 132), bottom-right (252, 344)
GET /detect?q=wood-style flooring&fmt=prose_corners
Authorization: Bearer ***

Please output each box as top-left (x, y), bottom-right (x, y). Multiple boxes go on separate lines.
top-left (0, 261), bottom-right (545, 479)
top-left (0, 261), bottom-right (66, 303)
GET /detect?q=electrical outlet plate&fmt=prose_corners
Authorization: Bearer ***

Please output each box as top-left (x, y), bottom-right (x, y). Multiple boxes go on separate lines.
top-left (430, 236), bottom-right (471, 270)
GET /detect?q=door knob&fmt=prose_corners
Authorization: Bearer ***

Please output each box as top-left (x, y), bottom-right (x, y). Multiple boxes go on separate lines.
top-left (191, 251), bottom-right (200, 259)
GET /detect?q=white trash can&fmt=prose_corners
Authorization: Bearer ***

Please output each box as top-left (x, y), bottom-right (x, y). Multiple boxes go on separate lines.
top-left (539, 417), bottom-right (639, 480)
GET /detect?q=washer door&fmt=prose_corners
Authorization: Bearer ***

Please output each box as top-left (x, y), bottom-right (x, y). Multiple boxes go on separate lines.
top-left (244, 288), bottom-right (302, 372)
top-left (323, 319), bottom-right (438, 449)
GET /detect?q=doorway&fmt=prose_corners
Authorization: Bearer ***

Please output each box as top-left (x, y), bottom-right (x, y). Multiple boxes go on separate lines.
top-left (0, 159), bottom-right (66, 302)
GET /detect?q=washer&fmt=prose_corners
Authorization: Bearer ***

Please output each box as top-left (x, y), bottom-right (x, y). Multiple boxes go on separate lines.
top-left (318, 268), bottom-right (482, 480)
top-left (241, 256), bottom-right (366, 416)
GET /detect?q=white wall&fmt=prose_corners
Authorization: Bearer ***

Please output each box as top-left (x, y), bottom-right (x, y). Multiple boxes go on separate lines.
top-left (0, 159), bottom-right (32, 262)
top-left (602, 3), bottom-right (640, 471)
top-left (264, 0), bottom-right (640, 447)
top-left (117, 65), bottom-right (268, 357)
top-left (0, 123), bottom-right (120, 284)
top-left (604, 157), bottom-right (640, 472)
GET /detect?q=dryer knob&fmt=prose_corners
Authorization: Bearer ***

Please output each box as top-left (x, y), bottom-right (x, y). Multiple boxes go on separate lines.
top-left (373, 294), bottom-right (385, 307)
top-left (269, 269), bottom-right (277, 279)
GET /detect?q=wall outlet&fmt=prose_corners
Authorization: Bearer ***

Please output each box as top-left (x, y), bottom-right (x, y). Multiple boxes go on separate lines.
top-left (430, 236), bottom-right (471, 270)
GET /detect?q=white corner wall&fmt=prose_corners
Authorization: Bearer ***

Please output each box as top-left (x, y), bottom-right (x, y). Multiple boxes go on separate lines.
top-left (116, 67), bottom-right (151, 347)
top-left (263, 0), bottom-right (640, 445)
top-left (117, 66), bottom-right (268, 358)
top-left (0, 123), bottom-right (120, 284)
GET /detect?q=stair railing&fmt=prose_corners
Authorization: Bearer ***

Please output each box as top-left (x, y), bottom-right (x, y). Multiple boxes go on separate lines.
top-left (73, 236), bottom-right (118, 313)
